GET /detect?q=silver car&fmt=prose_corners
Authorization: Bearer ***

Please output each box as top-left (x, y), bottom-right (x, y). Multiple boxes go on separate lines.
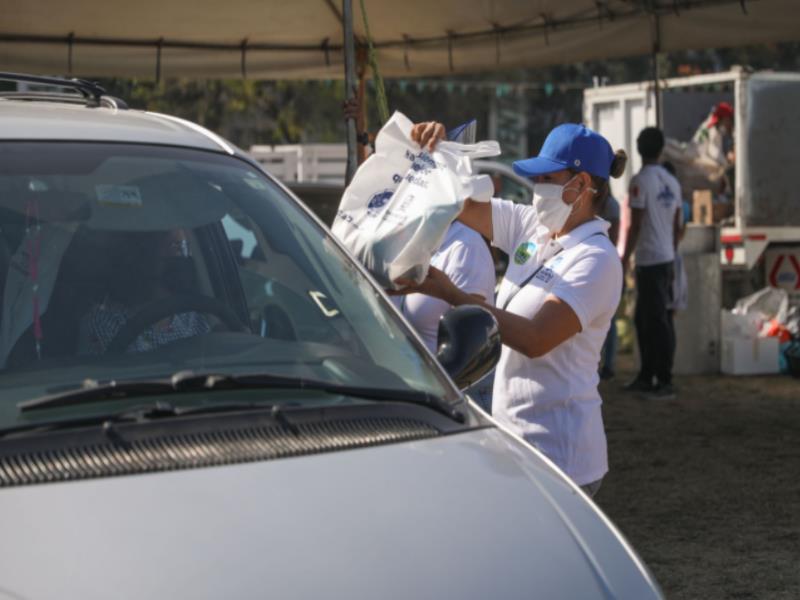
top-left (0, 73), bottom-right (661, 600)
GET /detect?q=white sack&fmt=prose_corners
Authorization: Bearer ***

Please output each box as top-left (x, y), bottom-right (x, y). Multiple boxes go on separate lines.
top-left (670, 253), bottom-right (689, 312)
top-left (332, 111), bottom-right (499, 289)
top-left (732, 286), bottom-right (789, 325)
top-left (662, 137), bottom-right (729, 198)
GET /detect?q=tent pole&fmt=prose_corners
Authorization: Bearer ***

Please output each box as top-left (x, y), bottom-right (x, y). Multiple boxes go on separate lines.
top-left (652, 51), bottom-right (661, 128)
top-left (356, 49), bottom-right (369, 164)
top-left (343, 0), bottom-right (358, 185)
top-left (651, 12), bottom-right (662, 128)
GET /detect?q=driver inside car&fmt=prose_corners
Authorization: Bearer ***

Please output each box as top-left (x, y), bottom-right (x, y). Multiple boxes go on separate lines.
top-left (77, 229), bottom-right (211, 355)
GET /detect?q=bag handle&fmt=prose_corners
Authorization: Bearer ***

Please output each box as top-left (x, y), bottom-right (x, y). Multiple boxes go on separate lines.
top-left (436, 140), bottom-right (501, 160)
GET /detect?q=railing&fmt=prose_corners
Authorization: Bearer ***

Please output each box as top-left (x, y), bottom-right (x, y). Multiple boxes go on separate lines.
top-left (249, 143), bottom-right (349, 183)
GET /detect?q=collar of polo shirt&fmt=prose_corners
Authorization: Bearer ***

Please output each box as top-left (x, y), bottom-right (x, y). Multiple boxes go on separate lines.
top-left (554, 217), bottom-right (610, 250)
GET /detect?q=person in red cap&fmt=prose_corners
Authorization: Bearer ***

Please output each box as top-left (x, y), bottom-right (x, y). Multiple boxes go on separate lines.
top-left (710, 101), bottom-right (734, 127)
top-left (693, 101), bottom-right (735, 172)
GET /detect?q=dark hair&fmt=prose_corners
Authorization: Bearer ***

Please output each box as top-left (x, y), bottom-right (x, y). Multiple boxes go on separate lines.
top-left (571, 150), bottom-right (628, 214)
top-left (637, 127), bottom-right (664, 160)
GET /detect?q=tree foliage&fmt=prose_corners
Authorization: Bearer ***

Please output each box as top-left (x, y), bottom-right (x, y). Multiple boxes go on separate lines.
top-left (97, 42), bottom-right (800, 152)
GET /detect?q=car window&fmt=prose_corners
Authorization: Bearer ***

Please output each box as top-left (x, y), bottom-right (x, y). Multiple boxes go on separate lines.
top-left (0, 142), bottom-right (457, 426)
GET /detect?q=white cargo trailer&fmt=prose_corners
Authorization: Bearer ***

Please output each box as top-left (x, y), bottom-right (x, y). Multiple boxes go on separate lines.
top-left (584, 67), bottom-right (800, 272)
top-left (584, 68), bottom-right (800, 374)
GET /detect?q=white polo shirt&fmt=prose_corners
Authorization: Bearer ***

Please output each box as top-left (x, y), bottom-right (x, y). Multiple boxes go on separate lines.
top-left (628, 164), bottom-right (681, 267)
top-left (491, 199), bottom-right (622, 486)
top-left (399, 221), bottom-right (495, 352)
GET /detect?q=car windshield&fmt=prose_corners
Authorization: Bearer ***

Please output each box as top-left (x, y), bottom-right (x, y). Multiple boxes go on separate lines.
top-left (0, 142), bottom-right (457, 427)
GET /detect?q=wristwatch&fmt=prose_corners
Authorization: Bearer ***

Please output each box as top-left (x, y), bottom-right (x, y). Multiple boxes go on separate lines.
top-left (356, 131), bottom-right (371, 146)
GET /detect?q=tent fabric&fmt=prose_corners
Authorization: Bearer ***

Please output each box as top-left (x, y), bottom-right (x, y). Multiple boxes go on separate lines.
top-left (2, 0), bottom-right (799, 79)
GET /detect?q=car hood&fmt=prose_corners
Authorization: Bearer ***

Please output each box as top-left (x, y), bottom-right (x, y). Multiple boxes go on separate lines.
top-left (0, 426), bottom-right (660, 599)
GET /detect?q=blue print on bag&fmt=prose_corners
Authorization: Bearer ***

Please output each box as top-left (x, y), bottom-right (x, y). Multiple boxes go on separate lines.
top-left (367, 190), bottom-right (393, 212)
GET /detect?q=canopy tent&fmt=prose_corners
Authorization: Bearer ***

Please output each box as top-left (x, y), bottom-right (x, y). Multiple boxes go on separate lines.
top-left (2, 0), bottom-right (800, 80)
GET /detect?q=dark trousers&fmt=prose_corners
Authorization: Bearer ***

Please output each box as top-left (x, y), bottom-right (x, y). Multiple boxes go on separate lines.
top-left (634, 261), bottom-right (675, 385)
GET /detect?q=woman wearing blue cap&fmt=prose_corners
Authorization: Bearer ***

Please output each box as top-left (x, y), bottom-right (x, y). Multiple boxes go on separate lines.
top-left (401, 122), bottom-right (627, 497)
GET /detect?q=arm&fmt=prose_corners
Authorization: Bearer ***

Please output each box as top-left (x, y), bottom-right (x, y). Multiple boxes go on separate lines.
top-left (622, 207), bottom-right (644, 273)
top-left (410, 120), bottom-right (494, 240)
top-left (395, 268), bottom-right (581, 359)
top-left (457, 200), bottom-right (493, 241)
top-left (343, 95), bottom-right (370, 165)
top-left (673, 207), bottom-right (683, 250)
top-left (608, 218), bottom-right (620, 247)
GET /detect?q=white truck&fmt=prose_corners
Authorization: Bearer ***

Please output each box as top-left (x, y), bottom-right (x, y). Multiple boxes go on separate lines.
top-left (584, 68), bottom-right (800, 373)
top-left (585, 67), bottom-right (800, 271)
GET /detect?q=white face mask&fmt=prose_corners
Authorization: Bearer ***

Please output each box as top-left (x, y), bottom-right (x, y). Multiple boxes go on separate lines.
top-left (533, 177), bottom-right (580, 233)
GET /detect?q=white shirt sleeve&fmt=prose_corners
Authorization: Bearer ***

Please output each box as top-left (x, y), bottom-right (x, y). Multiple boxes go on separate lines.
top-left (550, 247), bottom-right (622, 331)
top-left (491, 198), bottom-right (539, 255)
top-left (628, 174), bottom-right (646, 210)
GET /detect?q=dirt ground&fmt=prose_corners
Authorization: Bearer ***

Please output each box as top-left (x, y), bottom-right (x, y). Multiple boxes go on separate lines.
top-left (596, 353), bottom-right (800, 599)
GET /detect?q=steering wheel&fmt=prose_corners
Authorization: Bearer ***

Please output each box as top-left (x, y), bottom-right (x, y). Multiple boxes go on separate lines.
top-left (106, 294), bottom-right (246, 354)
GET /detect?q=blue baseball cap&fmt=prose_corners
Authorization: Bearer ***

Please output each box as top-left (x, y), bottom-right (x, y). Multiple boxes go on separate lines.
top-left (513, 123), bottom-right (615, 180)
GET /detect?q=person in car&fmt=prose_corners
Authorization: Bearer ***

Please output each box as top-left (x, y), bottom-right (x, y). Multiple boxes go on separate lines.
top-left (398, 122), bottom-right (626, 497)
top-left (78, 229), bottom-right (211, 355)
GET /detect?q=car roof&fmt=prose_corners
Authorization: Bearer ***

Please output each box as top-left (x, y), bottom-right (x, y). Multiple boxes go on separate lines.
top-left (0, 98), bottom-right (239, 155)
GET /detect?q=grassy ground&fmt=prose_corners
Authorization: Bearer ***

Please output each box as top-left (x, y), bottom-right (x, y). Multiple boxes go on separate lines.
top-left (596, 353), bottom-right (800, 599)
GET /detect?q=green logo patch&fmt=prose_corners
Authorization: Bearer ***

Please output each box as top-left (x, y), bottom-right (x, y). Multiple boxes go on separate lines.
top-left (513, 241), bottom-right (537, 265)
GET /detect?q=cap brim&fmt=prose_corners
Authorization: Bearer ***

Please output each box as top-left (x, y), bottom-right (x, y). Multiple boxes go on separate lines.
top-left (512, 156), bottom-right (568, 178)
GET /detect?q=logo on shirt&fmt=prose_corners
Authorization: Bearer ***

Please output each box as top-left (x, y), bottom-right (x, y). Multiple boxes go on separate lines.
top-left (513, 241), bottom-right (537, 265)
top-left (535, 267), bottom-right (556, 284)
top-left (656, 183), bottom-right (676, 206)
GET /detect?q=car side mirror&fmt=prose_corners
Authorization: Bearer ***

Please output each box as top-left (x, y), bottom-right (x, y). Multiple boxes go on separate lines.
top-left (436, 305), bottom-right (501, 391)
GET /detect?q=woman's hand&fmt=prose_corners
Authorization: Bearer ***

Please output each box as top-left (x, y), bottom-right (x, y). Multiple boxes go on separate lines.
top-left (388, 267), bottom-right (459, 303)
top-left (410, 122), bottom-right (446, 151)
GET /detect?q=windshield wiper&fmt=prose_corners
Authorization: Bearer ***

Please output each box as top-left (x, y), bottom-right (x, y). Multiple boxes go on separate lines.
top-left (0, 399), bottom-right (283, 440)
top-left (17, 370), bottom-right (460, 420)
top-left (18, 380), bottom-right (174, 412)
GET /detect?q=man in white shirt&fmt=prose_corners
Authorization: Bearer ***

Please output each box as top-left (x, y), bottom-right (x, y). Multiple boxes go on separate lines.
top-left (397, 221), bottom-right (495, 411)
top-left (599, 194), bottom-right (621, 380)
top-left (622, 127), bottom-right (682, 399)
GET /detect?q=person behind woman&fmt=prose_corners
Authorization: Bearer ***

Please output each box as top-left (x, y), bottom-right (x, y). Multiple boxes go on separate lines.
top-left (396, 222), bottom-right (495, 354)
top-left (399, 122), bottom-right (626, 497)
top-left (599, 193), bottom-right (621, 380)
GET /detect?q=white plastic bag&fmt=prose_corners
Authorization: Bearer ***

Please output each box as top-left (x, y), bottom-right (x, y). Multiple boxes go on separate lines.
top-left (670, 253), bottom-right (689, 312)
top-left (732, 287), bottom-right (789, 326)
top-left (662, 137), bottom-right (729, 199)
top-left (332, 111), bottom-right (499, 289)
top-left (721, 309), bottom-right (760, 339)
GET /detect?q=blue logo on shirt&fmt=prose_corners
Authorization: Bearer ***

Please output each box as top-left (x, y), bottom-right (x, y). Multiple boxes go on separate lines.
top-left (535, 267), bottom-right (556, 284)
top-left (656, 175), bottom-right (677, 207)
